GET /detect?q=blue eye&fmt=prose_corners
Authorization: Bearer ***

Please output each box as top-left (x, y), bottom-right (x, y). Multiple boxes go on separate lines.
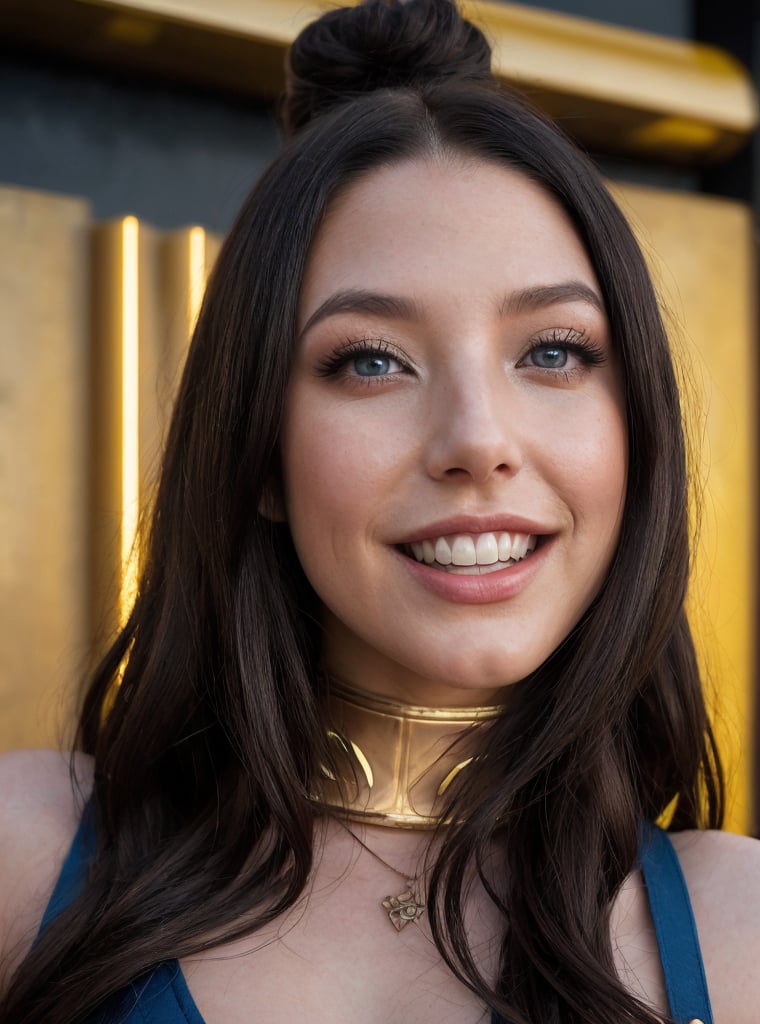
top-left (354, 354), bottom-right (395, 376)
top-left (530, 346), bottom-right (568, 369)
top-left (315, 339), bottom-right (412, 382)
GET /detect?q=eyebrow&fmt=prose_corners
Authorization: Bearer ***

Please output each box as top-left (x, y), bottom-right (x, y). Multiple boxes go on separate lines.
top-left (500, 282), bottom-right (605, 316)
top-left (299, 280), bottom-right (605, 339)
top-left (299, 289), bottom-right (423, 339)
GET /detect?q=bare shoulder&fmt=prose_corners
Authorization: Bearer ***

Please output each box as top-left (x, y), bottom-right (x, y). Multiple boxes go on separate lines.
top-left (669, 827), bottom-right (760, 909)
top-left (670, 828), bottom-right (760, 1024)
top-left (0, 749), bottom-right (94, 986)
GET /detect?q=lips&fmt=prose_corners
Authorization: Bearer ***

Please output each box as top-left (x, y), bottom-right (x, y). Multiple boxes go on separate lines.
top-left (405, 531), bottom-right (537, 574)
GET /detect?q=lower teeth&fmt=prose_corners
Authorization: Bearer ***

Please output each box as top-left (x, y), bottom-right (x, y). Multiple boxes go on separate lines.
top-left (407, 550), bottom-right (536, 574)
top-left (433, 558), bottom-right (519, 575)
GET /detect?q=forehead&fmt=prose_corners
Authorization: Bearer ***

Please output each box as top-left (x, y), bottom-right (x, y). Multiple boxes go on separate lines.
top-left (298, 156), bottom-right (601, 325)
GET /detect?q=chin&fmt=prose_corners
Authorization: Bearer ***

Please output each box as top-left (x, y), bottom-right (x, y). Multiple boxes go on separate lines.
top-left (401, 645), bottom-right (546, 696)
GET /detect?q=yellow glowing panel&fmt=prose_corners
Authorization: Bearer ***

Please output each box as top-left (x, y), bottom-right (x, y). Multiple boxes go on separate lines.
top-left (187, 225), bottom-right (207, 330)
top-left (120, 216), bottom-right (141, 627)
top-left (612, 183), bottom-right (756, 835)
top-left (94, 220), bottom-right (220, 657)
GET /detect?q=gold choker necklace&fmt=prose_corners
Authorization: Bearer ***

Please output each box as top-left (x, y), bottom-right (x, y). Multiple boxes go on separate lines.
top-left (312, 679), bottom-right (503, 829)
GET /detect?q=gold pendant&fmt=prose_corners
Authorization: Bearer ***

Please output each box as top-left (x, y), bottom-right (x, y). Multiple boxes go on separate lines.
top-left (382, 885), bottom-right (425, 930)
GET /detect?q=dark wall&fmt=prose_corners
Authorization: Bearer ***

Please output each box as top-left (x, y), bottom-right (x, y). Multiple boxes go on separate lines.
top-left (694, 0), bottom-right (759, 204)
top-left (0, 55), bottom-right (279, 233)
top-left (513, 0), bottom-right (690, 38)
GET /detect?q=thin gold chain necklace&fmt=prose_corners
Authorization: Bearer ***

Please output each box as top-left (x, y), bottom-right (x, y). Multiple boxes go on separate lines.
top-left (338, 819), bottom-right (427, 931)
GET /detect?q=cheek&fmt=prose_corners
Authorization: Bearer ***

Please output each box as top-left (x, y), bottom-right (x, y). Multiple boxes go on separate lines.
top-left (279, 404), bottom-right (396, 613)
top-left (557, 396), bottom-right (628, 558)
top-left (576, 425), bottom-right (627, 506)
top-left (529, 386), bottom-right (627, 603)
top-left (280, 399), bottom-right (401, 542)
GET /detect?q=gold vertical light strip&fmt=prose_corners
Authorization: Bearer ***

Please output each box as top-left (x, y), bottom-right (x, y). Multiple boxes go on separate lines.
top-left (119, 215), bottom-right (141, 627)
top-left (160, 226), bottom-right (220, 398)
top-left (90, 216), bottom-right (149, 665)
top-left (90, 224), bottom-right (217, 721)
top-left (187, 224), bottom-right (207, 330)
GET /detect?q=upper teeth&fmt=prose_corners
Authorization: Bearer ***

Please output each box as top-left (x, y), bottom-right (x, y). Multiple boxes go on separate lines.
top-left (410, 532), bottom-right (536, 566)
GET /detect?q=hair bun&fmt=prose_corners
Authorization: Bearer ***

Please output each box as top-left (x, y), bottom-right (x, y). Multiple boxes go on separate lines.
top-left (283, 0), bottom-right (493, 137)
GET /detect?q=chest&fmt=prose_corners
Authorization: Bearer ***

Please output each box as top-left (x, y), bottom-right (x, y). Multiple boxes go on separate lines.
top-left (181, 867), bottom-right (668, 1024)
top-left (182, 855), bottom-right (497, 1024)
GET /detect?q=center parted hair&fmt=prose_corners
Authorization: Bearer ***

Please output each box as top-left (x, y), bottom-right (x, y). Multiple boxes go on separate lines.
top-left (1, 3), bottom-right (722, 1023)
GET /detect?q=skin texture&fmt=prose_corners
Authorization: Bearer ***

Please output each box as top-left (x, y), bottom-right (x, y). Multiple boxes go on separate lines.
top-left (0, 751), bottom-right (93, 990)
top-left (280, 156), bottom-right (627, 707)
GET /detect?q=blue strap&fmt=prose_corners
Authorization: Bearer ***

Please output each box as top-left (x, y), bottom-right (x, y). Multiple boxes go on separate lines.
top-left (640, 823), bottom-right (714, 1024)
top-left (37, 804), bottom-right (206, 1024)
top-left (86, 965), bottom-right (205, 1024)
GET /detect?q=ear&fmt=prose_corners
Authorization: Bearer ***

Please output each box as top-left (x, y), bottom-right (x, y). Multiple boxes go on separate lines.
top-left (258, 478), bottom-right (287, 522)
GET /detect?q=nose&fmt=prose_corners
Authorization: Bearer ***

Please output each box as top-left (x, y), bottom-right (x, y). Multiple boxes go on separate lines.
top-left (424, 375), bottom-right (523, 485)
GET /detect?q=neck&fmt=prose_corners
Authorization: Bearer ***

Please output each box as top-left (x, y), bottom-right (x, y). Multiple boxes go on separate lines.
top-left (313, 677), bottom-right (503, 829)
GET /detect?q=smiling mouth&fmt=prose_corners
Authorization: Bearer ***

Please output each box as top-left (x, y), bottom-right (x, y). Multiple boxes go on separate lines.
top-left (400, 531), bottom-right (539, 575)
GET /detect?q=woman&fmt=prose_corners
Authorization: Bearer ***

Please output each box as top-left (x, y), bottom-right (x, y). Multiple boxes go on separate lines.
top-left (0, 1), bottom-right (758, 1022)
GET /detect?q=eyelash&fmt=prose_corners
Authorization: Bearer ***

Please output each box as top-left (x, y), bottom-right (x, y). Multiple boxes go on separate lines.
top-left (315, 329), bottom-right (606, 383)
top-left (522, 329), bottom-right (607, 375)
top-left (315, 337), bottom-right (411, 382)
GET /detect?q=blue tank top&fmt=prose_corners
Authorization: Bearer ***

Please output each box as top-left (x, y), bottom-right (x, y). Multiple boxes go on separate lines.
top-left (39, 809), bottom-right (713, 1024)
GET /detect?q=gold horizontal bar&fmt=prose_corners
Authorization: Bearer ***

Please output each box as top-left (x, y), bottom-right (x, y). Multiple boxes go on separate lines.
top-left (93, 0), bottom-right (757, 162)
top-left (468, 1), bottom-right (756, 131)
top-left (1, 0), bottom-right (755, 162)
top-left (112, 0), bottom-right (753, 132)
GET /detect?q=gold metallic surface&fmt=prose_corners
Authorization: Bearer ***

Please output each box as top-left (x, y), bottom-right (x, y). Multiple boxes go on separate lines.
top-left (314, 680), bottom-right (502, 828)
top-left (91, 221), bottom-right (220, 705)
top-left (0, 187), bottom-right (91, 749)
top-left (90, 218), bottom-right (146, 646)
top-left (161, 226), bottom-right (221, 393)
top-left (463, 0), bottom-right (757, 160)
top-left (0, 0), bottom-right (755, 162)
top-left (612, 184), bottom-right (756, 835)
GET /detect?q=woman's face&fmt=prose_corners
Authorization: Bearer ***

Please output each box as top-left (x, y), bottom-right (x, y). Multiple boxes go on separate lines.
top-left (280, 157), bottom-right (627, 706)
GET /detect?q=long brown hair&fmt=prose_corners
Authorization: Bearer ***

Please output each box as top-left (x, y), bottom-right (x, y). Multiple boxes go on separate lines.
top-left (1, 2), bottom-right (722, 1022)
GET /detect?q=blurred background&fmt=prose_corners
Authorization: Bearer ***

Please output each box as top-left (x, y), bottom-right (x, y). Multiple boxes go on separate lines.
top-left (0, 0), bottom-right (757, 833)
